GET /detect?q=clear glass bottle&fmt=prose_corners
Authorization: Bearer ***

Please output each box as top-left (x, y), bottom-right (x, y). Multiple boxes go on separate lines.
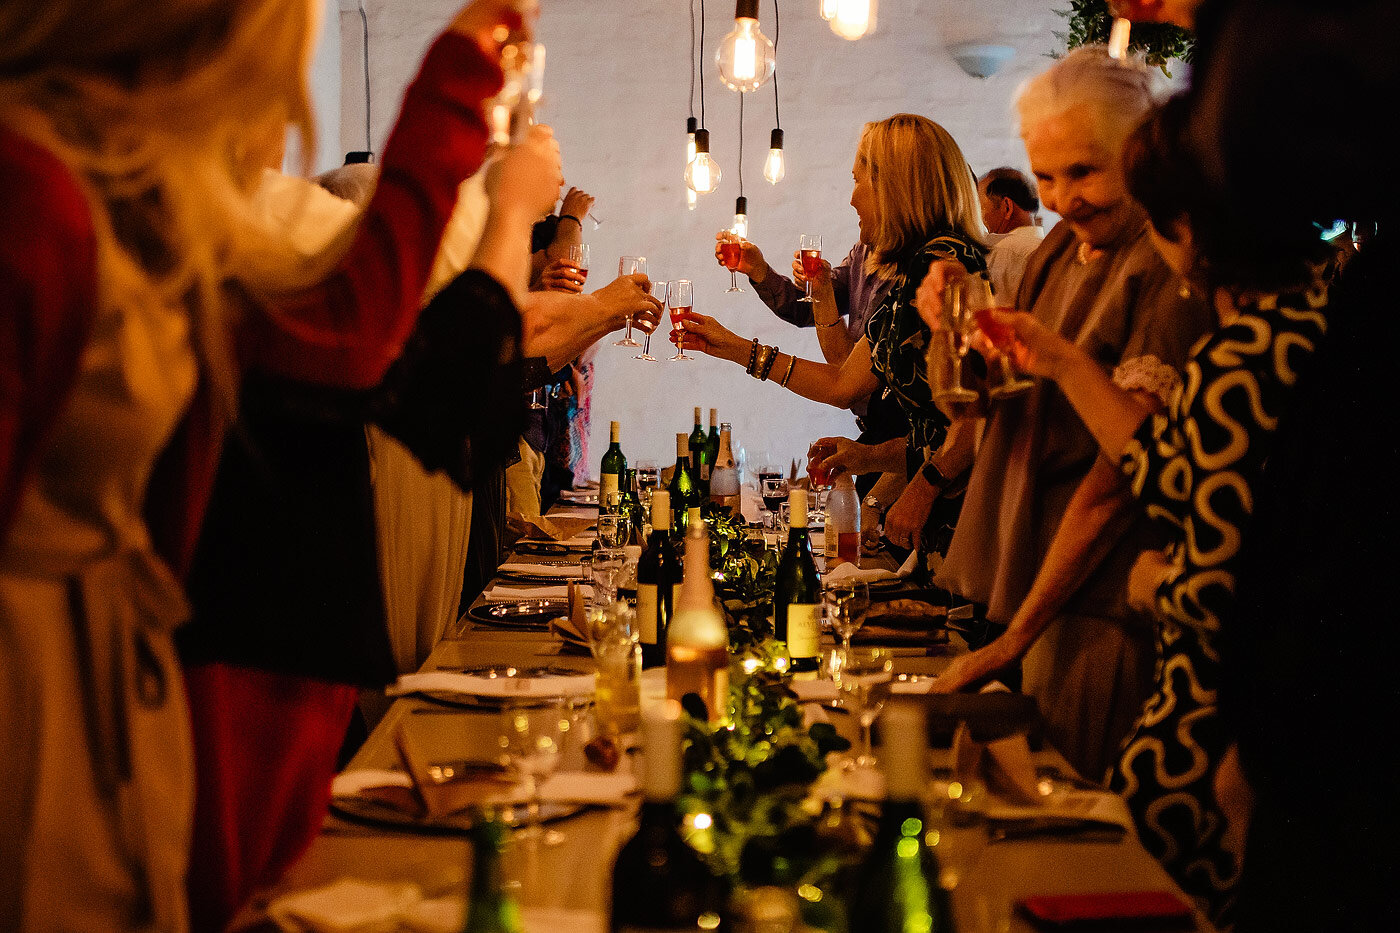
top-left (825, 474), bottom-right (860, 568)
top-left (667, 520), bottom-right (730, 723)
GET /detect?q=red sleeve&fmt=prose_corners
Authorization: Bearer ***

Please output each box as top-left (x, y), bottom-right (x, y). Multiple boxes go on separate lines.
top-left (0, 129), bottom-right (98, 540)
top-left (243, 32), bottom-right (503, 388)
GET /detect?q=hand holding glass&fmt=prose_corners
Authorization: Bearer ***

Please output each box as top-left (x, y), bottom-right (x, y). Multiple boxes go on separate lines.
top-left (720, 233), bottom-right (744, 293)
top-left (797, 234), bottom-right (823, 304)
top-left (933, 277), bottom-right (980, 404)
top-left (667, 279), bottom-right (694, 362)
top-left (966, 273), bottom-right (1032, 399)
top-left (636, 281), bottom-right (666, 361)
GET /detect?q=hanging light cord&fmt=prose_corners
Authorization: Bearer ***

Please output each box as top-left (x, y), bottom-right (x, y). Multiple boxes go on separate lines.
top-left (738, 92), bottom-right (745, 198)
top-left (772, 0), bottom-right (781, 128)
top-left (359, 0), bottom-right (372, 154)
top-left (688, 0), bottom-right (696, 120)
top-left (699, 0), bottom-right (706, 128)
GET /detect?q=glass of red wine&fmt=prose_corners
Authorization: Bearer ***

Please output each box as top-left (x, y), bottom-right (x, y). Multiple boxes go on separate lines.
top-left (720, 234), bottom-right (744, 293)
top-left (966, 273), bottom-right (1032, 399)
top-left (797, 234), bottom-right (822, 304)
top-left (667, 279), bottom-right (694, 362)
top-left (614, 256), bottom-right (646, 347)
top-left (635, 280), bottom-right (666, 362)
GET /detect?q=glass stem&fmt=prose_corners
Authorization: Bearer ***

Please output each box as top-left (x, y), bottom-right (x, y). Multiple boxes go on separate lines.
top-left (624, 315), bottom-right (633, 340)
top-left (951, 354), bottom-right (964, 392)
top-left (861, 720), bottom-right (873, 762)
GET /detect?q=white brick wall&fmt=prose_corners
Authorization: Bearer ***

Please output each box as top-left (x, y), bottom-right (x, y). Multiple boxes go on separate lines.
top-left (319, 0), bottom-right (1067, 477)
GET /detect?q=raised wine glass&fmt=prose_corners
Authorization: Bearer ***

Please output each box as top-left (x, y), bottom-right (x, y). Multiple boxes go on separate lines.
top-left (567, 243), bottom-right (590, 289)
top-left (966, 273), bottom-right (1032, 399)
top-left (667, 279), bottom-right (694, 362)
top-left (719, 233), bottom-right (744, 293)
top-left (933, 275), bottom-right (980, 405)
top-left (635, 280), bottom-right (666, 362)
top-left (797, 234), bottom-right (823, 304)
top-left (614, 256), bottom-right (646, 347)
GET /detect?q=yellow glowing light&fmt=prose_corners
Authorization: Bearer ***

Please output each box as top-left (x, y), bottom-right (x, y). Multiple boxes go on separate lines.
top-left (901, 817), bottom-right (923, 837)
top-left (896, 837), bottom-right (920, 859)
top-left (830, 0), bottom-right (876, 40)
top-left (947, 781), bottom-right (964, 800)
top-left (699, 912), bottom-right (721, 931)
top-left (797, 884), bottom-right (823, 903)
top-left (925, 829), bottom-right (941, 847)
top-left (734, 35), bottom-right (757, 80)
top-left (693, 812), bottom-right (714, 830)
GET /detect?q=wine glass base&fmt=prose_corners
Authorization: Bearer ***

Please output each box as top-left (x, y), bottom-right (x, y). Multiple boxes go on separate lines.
top-left (795, 296), bottom-right (815, 304)
top-left (633, 352), bottom-right (657, 362)
top-left (989, 380), bottom-right (1033, 400)
top-left (727, 286), bottom-right (742, 293)
top-left (670, 353), bottom-right (693, 361)
top-left (934, 387), bottom-right (979, 404)
top-left (614, 337), bottom-right (642, 347)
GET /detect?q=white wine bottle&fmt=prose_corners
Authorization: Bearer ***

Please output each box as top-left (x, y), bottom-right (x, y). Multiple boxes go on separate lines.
top-left (774, 486), bottom-right (821, 673)
top-left (709, 423), bottom-right (740, 516)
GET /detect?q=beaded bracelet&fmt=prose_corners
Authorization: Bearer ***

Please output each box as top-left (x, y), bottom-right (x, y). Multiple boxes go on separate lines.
top-left (778, 354), bottom-right (798, 387)
top-left (745, 337), bottom-right (760, 375)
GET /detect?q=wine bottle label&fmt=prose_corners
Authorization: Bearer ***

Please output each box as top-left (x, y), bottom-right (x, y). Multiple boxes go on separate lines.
top-left (600, 473), bottom-right (619, 500)
top-left (638, 583), bottom-right (659, 645)
top-left (700, 463), bottom-right (711, 481)
top-left (786, 603), bottom-right (820, 659)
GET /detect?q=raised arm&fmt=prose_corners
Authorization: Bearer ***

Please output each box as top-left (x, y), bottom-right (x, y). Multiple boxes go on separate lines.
top-left (674, 312), bottom-right (879, 410)
top-left (733, 236), bottom-right (855, 328)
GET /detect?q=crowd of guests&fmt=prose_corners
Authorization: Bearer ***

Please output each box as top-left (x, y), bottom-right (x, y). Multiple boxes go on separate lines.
top-left (1, 0), bottom-right (1395, 930)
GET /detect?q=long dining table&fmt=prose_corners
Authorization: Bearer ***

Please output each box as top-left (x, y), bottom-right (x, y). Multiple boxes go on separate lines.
top-left (243, 499), bottom-right (1217, 933)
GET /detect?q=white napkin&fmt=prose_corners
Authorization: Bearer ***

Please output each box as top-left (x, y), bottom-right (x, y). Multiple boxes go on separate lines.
top-left (550, 508), bottom-right (597, 521)
top-left (789, 678), bottom-right (839, 703)
top-left (330, 768), bottom-right (634, 805)
top-left (498, 562), bottom-right (586, 579)
top-left (386, 670), bottom-right (596, 699)
top-left (268, 878), bottom-right (421, 933)
top-left (484, 584), bottom-right (591, 602)
top-left (984, 787), bottom-right (1134, 830)
top-left (823, 549), bottom-right (919, 584)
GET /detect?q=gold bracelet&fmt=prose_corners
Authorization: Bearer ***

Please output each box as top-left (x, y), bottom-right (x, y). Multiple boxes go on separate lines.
top-left (759, 346), bottom-right (780, 381)
top-left (751, 344), bottom-right (772, 380)
top-left (779, 354), bottom-right (798, 387)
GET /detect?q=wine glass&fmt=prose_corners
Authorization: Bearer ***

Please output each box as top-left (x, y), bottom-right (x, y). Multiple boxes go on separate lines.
top-left (614, 256), bottom-right (646, 347)
top-left (596, 513), bottom-right (630, 550)
top-left (759, 474), bottom-right (789, 534)
top-left (567, 243), bottom-right (590, 289)
top-left (823, 579), bottom-right (870, 656)
top-left (636, 280), bottom-right (666, 362)
top-left (667, 279), bottom-right (694, 362)
top-left (966, 273), bottom-right (1032, 400)
top-left (527, 387), bottom-right (545, 410)
top-left (797, 234), bottom-right (823, 304)
top-left (720, 233), bottom-right (744, 293)
top-left (933, 275), bottom-right (980, 405)
top-left (500, 699), bottom-right (566, 844)
top-left (833, 647), bottom-right (894, 771)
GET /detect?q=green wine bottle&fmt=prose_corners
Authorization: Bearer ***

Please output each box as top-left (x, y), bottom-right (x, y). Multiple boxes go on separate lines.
top-left (462, 814), bottom-right (522, 933)
top-left (849, 701), bottom-right (956, 933)
top-left (702, 407), bottom-right (720, 488)
top-left (600, 420), bottom-right (627, 504)
top-left (668, 432), bottom-right (700, 538)
top-left (774, 486), bottom-right (821, 673)
top-left (688, 407), bottom-right (708, 497)
top-left (637, 491), bottom-right (679, 669)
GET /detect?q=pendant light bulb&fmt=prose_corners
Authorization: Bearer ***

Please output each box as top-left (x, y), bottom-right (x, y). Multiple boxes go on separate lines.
top-left (763, 128), bottom-right (786, 185)
top-left (731, 197), bottom-right (749, 240)
top-left (820, 0), bottom-right (839, 20)
top-left (830, 0), bottom-right (877, 40)
top-left (716, 0), bottom-right (776, 92)
top-left (686, 116), bottom-right (698, 167)
top-left (685, 129), bottom-right (722, 194)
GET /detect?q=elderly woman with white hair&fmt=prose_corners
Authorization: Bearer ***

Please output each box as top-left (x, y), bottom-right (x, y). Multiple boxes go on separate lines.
top-left (922, 47), bottom-right (1213, 783)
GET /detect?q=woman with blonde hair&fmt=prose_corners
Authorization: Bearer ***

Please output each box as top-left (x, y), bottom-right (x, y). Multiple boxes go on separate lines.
top-left (0, 0), bottom-right (547, 929)
top-left (677, 114), bottom-right (985, 548)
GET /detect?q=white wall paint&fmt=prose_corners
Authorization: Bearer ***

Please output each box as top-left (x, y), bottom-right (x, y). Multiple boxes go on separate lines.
top-left (340, 0), bottom-right (1066, 475)
top-left (292, 0), bottom-right (343, 174)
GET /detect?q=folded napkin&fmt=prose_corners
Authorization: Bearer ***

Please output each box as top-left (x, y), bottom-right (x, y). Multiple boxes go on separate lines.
top-left (484, 584), bottom-right (592, 602)
top-left (983, 788), bottom-right (1134, 832)
top-left (332, 767), bottom-right (635, 811)
top-left (952, 714), bottom-right (1043, 806)
top-left (823, 549), bottom-right (919, 584)
top-left (387, 670), bottom-right (597, 699)
top-left (789, 678), bottom-right (839, 703)
top-left (498, 562), bottom-right (586, 579)
top-left (519, 514), bottom-right (595, 542)
top-left (268, 878), bottom-right (423, 933)
top-left (550, 508), bottom-right (598, 521)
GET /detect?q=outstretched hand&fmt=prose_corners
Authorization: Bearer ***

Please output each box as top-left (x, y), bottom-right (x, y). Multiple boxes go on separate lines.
top-left (669, 312), bottom-right (744, 361)
top-left (714, 232), bottom-right (767, 279)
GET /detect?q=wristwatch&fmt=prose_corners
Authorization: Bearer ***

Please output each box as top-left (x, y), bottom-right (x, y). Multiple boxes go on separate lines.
top-left (920, 459), bottom-right (947, 490)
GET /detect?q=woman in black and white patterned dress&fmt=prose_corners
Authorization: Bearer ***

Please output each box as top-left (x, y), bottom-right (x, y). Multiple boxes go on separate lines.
top-left (976, 97), bottom-right (1331, 928)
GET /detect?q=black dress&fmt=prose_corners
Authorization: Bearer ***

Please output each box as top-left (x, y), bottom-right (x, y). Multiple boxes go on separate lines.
top-left (1110, 283), bottom-right (1329, 927)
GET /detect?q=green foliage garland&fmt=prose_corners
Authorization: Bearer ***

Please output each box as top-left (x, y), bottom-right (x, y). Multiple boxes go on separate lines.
top-left (1055, 0), bottom-right (1194, 74)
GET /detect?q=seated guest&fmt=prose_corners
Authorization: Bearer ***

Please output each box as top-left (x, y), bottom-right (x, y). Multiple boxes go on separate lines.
top-left (923, 47), bottom-right (1213, 783)
top-left (979, 166), bottom-right (1043, 301)
top-left (678, 113), bottom-right (987, 554)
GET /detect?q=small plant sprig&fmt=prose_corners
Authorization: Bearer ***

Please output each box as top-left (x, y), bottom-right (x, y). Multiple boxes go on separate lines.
top-left (1055, 0), bottom-right (1194, 75)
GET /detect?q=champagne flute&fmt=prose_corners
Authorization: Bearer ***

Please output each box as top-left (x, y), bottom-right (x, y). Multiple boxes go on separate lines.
top-left (968, 273), bottom-right (1033, 400)
top-left (635, 280), bottom-right (666, 362)
top-left (667, 279), bottom-right (694, 362)
top-left (720, 232), bottom-right (744, 293)
top-left (614, 256), bottom-right (646, 347)
top-left (797, 234), bottom-right (823, 304)
top-left (567, 243), bottom-right (590, 289)
top-left (934, 276), bottom-right (979, 405)
top-left (823, 579), bottom-right (871, 656)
